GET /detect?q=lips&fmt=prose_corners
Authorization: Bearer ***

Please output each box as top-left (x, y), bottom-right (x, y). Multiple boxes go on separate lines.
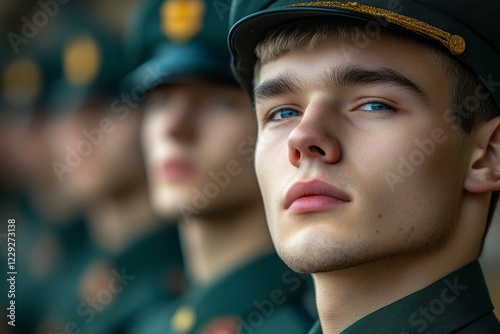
top-left (284, 179), bottom-right (351, 213)
top-left (155, 159), bottom-right (195, 180)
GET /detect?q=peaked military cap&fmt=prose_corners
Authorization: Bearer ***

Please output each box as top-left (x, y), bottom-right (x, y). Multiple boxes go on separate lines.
top-left (1, 55), bottom-right (47, 117)
top-left (47, 8), bottom-right (127, 114)
top-left (228, 0), bottom-right (500, 110)
top-left (123, 0), bottom-right (236, 93)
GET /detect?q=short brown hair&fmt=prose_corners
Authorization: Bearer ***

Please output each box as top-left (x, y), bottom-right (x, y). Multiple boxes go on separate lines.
top-left (254, 18), bottom-right (499, 247)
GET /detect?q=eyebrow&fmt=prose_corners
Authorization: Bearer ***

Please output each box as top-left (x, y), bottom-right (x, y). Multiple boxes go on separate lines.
top-left (254, 71), bottom-right (304, 104)
top-left (254, 64), bottom-right (429, 105)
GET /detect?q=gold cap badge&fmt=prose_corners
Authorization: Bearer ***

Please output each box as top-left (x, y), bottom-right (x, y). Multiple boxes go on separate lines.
top-left (63, 33), bottom-right (101, 86)
top-left (2, 58), bottom-right (41, 109)
top-left (171, 306), bottom-right (197, 333)
top-left (161, 0), bottom-right (206, 42)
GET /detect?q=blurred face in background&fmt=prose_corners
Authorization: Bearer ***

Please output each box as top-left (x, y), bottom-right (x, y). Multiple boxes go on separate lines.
top-left (0, 112), bottom-right (39, 186)
top-left (16, 113), bottom-right (53, 183)
top-left (0, 108), bottom-right (57, 191)
top-left (0, 106), bottom-right (84, 219)
top-left (49, 98), bottom-right (146, 204)
top-left (141, 82), bottom-right (262, 218)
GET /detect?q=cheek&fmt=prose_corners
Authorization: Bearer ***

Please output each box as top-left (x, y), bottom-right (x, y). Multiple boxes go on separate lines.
top-left (101, 125), bottom-right (133, 155)
top-left (95, 121), bottom-right (142, 173)
top-left (141, 121), bottom-right (158, 167)
top-left (202, 118), bottom-right (257, 162)
top-left (141, 112), bottom-right (166, 151)
top-left (255, 133), bottom-right (289, 201)
top-left (353, 123), bottom-right (464, 223)
top-left (255, 142), bottom-right (280, 232)
top-left (410, 130), bottom-right (465, 207)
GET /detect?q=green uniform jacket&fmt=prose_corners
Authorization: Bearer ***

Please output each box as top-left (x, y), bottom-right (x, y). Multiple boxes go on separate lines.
top-left (129, 252), bottom-right (316, 334)
top-left (81, 225), bottom-right (184, 334)
top-left (308, 261), bottom-right (500, 333)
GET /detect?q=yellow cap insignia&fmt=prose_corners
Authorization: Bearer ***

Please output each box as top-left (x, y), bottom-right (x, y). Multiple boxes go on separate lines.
top-left (2, 58), bottom-right (41, 109)
top-left (63, 33), bottom-right (101, 86)
top-left (171, 306), bottom-right (197, 333)
top-left (161, 0), bottom-right (206, 42)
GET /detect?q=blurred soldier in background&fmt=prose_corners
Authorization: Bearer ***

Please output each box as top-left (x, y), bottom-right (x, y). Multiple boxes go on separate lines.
top-left (37, 6), bottom-right (185, 334)
top-left (123, 0), bottom-right (316, 333)
top-left (0, 6), bottom-right (89, 333)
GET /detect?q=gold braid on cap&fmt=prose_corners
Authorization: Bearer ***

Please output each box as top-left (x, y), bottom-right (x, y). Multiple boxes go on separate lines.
top-left (287, 1), bottom-right (466, 55)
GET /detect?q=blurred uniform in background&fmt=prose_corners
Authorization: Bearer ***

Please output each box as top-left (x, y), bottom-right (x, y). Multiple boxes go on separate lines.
top-left (0, 5), bottom-right (90, 333)
top-left (123, 0), bottom-right (316, 333)
top-left (36, 6), bottom-right (185, 334)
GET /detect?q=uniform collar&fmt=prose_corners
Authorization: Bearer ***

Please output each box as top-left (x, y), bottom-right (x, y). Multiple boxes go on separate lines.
top-left (308, 261), bottom-right (496, 333)
top-left (175, 252), bottom-right (310, 332)
top-left (112, 224), bottom-right (183, 270)
top-left (83, 225), bottom-right (185, 333)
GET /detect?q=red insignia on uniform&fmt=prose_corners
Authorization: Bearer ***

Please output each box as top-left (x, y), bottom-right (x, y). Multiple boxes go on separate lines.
top-left (201, 316), bottom-right (241, 334)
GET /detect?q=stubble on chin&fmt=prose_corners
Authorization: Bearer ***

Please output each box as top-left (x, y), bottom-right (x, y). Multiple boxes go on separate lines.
top-left (277, 221), bottom-right (452, 274)
top-left (278, 237), bottom-right (377, 274)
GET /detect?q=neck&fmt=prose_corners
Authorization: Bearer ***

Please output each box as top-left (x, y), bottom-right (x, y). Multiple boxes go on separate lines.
top-left (87, 181), bottom-right (158, 254)
top-left (179, 200), bottom-right (274, 285)
top-left (314, 191), bottom-right (488, 334)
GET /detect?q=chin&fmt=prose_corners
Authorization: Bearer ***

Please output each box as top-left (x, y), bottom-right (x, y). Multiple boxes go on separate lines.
top-left (274, 226), bottom-right (389, 274)
top-left (150, 189), bottom-right (192, 216)
top-left (278, 242), bottom-right (386, 274)
top-left (64, 186), bottom-right (98, 205)
top-left (150, 189), bottom-right (187, 216)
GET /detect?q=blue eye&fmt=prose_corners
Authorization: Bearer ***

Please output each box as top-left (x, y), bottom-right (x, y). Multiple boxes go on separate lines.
top-left (269, 108), bottom-right (302, 121)
top-left (359, 102), bottom-right (394, 113)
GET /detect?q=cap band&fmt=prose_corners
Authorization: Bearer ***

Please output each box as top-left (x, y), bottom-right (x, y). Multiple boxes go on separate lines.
top-left (287, 1), bottom-right (466, 55)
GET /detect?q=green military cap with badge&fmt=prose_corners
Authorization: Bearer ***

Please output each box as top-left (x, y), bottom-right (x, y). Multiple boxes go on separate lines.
top-left (1, 56), bottom-right (44, 117)
top-left (123, 0), bottom-right (237, 93)
top-left (47, 11), bottom-right (129, 116)
top-left (228, 0), bottom-right (500, 112)
top-left (1, 47), bottom-right (61, 120)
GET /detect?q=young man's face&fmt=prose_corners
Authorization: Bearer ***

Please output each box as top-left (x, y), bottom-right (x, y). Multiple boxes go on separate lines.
top-left (142, 83), bottom-right (261, 218)
top-left (49, 102), bottom-right (145, 202)
top-left (254, 35), bottom-right (472, 274)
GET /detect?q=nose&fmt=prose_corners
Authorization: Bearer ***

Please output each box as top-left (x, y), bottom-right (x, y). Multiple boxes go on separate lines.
top-left (287, 103), bottom-right (341, 168)
top-left (162, 99), bottom-right (197, 142)
top-left (143, 96), bottom-right (197, 147)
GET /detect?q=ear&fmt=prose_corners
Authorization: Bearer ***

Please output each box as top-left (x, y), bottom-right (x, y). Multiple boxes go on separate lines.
top-left (465, 116), bottom-right (500, 193)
